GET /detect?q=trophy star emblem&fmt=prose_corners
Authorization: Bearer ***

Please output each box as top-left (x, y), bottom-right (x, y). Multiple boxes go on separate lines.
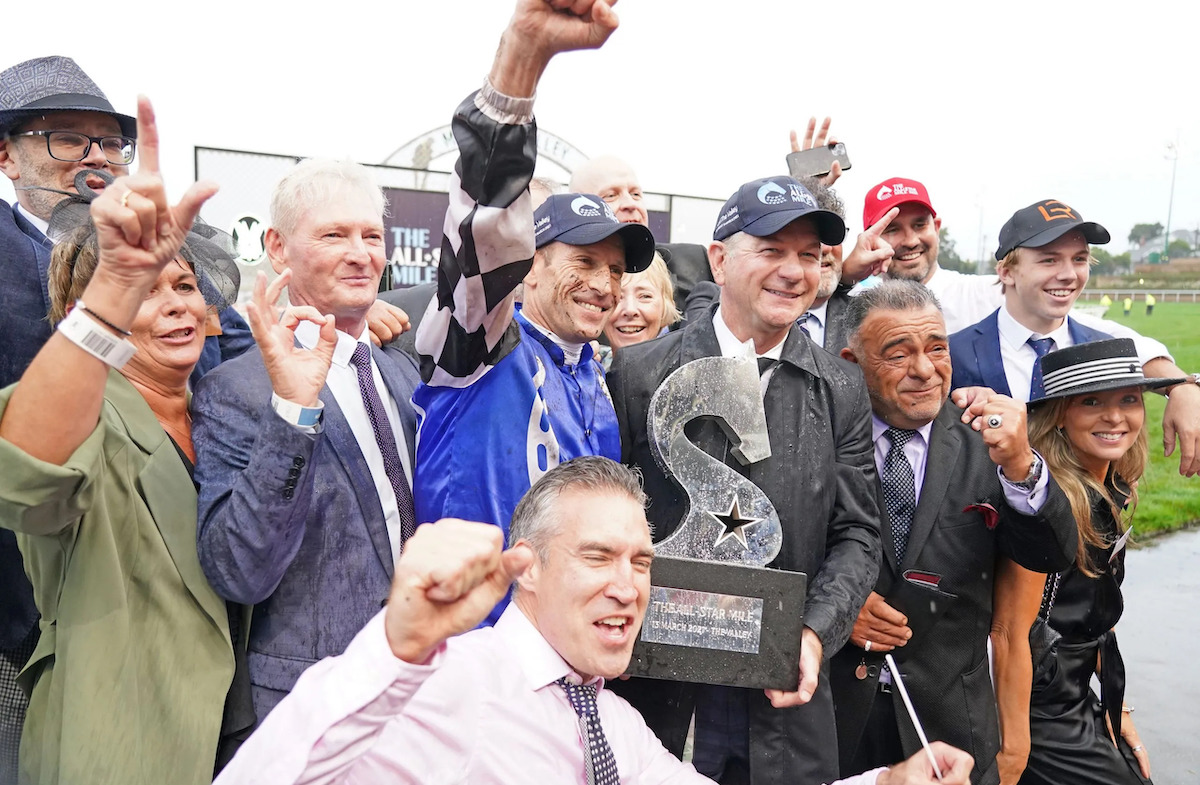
top-left (708, 496), bottom-right (763, 550)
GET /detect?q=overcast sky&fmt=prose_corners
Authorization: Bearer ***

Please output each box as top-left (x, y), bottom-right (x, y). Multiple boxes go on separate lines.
top-left (6, 0), bottom-right (1200, 259)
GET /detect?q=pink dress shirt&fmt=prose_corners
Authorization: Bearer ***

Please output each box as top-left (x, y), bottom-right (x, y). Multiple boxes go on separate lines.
top-left (215, 605), bottom-right (886, 785)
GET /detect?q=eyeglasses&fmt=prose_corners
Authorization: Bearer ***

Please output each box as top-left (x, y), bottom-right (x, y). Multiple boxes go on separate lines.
top-left (7, 130), bottom-right (136, 165)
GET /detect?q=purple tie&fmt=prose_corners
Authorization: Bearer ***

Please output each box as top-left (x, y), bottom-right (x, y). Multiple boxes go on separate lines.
top-left (349, 343), bottom-right (417, 545)
top-left (1028, 337), bottom-right (1056, 400)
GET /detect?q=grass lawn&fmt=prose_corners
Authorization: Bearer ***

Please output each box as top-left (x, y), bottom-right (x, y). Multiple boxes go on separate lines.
top-left (1097, 301), bottom-right (1200, 534)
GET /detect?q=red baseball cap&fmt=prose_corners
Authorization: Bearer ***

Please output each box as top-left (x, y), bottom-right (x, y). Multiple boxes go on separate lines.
top-left (863, 177), bottom-right (937, 230)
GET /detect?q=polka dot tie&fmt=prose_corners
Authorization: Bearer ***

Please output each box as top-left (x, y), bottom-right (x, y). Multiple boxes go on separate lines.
top-left (349, 343), bottom-right (417, 545)
top-left (557, 678), bottom-right (620, 785)
top-left (882, 427), bottom-right (918, 564)
top-left (1027, 337), bottom-right (1056, 400)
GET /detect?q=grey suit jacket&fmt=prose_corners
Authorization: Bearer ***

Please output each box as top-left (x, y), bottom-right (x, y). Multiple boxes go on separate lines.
top-left (829, 402), bottom-right (1077, 785)
top-left (193, 343), bottom-right (420, 719)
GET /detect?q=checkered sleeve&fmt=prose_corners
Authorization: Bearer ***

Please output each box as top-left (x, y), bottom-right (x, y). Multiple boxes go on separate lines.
top-left (414, 80), bottom-right (538, 388)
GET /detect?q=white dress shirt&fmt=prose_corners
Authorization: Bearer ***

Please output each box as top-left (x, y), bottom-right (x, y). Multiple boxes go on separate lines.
top-left (870, 414), bottom-right (1048, 514)
top-left (293, 320), bottom-right (412, 565)
top-left (804, 299), bottom-right (830, 348)
top-left (215, 604), bottom-right (887, 785)
top-left (713, 305), bottom-right (786, 393)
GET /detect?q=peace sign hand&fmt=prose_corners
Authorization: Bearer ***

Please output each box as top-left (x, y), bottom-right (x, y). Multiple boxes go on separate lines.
top-left (89, 96), bottom-right (217, 290)
top-left (842, 207), bottom-right (898, 285)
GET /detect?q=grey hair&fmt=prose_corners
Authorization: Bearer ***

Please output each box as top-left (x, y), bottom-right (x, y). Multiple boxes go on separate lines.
top-left (270, 158), bottom-right (387, 238)
top-left (508, 457), bottom-right (649, 562)
top-left (798, 177), bottom-right (846, 221)
top-left (845, 279), bottom-right (942, 349)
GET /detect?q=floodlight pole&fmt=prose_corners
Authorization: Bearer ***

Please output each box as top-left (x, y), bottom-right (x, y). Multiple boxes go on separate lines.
top-left (1164, 139), bottom-right (1179, 261)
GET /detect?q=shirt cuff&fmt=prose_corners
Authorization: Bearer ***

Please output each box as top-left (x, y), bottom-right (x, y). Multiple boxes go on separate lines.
top-left (270, 392), bottom-right (324, 433)
top-left (997, 450), bottom-right (1048, 514)
top-left (477, 77), bottom-right (535, 124)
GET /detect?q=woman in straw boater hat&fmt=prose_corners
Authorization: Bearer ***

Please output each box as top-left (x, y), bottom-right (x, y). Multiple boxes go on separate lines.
top-left (994, 339), bottom-right (1176, 785)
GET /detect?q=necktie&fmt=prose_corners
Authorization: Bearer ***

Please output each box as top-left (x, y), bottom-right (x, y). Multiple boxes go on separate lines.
top-left (797, 313), bottom-right (812, 337)
top-left (557, 678), bottom-right (620, 785)
top-left (756, 357), bottom-right (778, 395)
top-left (1027, 337), bottom-right (1056, 400)
top-left (349, 343), bottom-right (417, 546)
top-left (882, 427), bottom-right (918, 564)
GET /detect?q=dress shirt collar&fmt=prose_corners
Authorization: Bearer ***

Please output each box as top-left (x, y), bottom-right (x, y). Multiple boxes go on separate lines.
top-left (997, 304), bottom-right (1072, 351)
top-left (14, 202), bottom-right (50, 237)
top-left (870, 413), bottom-right (934, 448)
top-left (713, 305), bottom-right (785, 361)
top-left (806, 299), bottom-right (828, 329)
top-left (498, 603), bottom-right (603, 691)
top-left (294, 318), bottom-right (367, 367)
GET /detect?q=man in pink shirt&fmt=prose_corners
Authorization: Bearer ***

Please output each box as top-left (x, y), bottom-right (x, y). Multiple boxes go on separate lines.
top-left (216, 454), bottom-right (970, 785)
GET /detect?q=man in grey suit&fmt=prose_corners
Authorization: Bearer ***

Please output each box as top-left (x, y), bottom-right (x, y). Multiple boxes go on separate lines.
top-left (830, 280), bottom-right (1077, 784)
top-left (193, 158), bottom-right (421, 721)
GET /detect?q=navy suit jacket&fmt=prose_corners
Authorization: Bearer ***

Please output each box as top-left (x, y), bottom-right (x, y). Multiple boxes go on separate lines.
top-left (949, 309), bottom-right (1112, 395)
top-left (192, 343), bottom-right (420, 719)
top-left (0, 200), bottom-right (50, 649)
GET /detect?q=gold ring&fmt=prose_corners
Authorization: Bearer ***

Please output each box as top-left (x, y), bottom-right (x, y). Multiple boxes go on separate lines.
top-left (864, 640), bottom-right (872, 652)
top-left (120, 190), bottom-right (131, 208)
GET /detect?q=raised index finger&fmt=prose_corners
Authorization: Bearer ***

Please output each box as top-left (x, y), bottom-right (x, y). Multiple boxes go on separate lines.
top-left (134, 95), bottom-right (160, 175)
top-left (868, 207), bottom-right (899, 237)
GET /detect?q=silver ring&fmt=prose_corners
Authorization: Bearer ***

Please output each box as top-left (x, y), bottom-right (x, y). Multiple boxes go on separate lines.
top-left (986, 414), bottom-right (1003, 429)
top-left (120, 190), bottom-right (131, 208)
top-left (864, 640), bottom-right (872, 652)
top-left (1132, 745), bottom-right (1144, 753)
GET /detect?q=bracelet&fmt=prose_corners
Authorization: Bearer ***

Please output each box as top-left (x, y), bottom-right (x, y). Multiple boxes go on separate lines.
top-left (57, 307), bottom-right (137, 368)
top-left (75, 299), bottom-right (132, 336)
top-left (1122, 705), bottom-right (1135, 713)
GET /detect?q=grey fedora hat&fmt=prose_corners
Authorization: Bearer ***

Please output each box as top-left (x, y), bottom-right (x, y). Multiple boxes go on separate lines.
top-left (0, 56), bottom-right (136, 138)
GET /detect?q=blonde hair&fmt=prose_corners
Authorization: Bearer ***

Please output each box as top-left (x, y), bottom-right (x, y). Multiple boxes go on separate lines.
top-left (624, 252), bottom-right (681, 327)
top-left (47, 225), bottom-right (101, 325)
top-left (1027, 395), bottom-right (1147, 576)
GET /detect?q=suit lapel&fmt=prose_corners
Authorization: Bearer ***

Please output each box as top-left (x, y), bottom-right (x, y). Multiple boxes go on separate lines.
top-left (372, 345), bottom-right (418, 467)
top-left (1067, 316), bottom-right (1112, 344)
top-left (316, 385), bottom-right (395, 578)
top-left (11, 205), bottom-right (53, 313)
top-left (974, 311), bottom-right (1012, 397)
top-left (107, 373), bottom-right (230, 643)
top-left (903, 405), bottom-right (962, 568)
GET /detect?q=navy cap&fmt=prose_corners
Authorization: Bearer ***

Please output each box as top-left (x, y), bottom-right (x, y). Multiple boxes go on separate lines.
top-left (534, 193), bottom-right (656, 274)
top-left (713, 176), bottom-right (846, 244)
top-left (995, 199), bottom-right (1110, 261)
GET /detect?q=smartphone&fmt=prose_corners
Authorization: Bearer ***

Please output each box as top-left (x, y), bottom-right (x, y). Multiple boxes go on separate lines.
top-left (786, 143), bottom-right (852, 179)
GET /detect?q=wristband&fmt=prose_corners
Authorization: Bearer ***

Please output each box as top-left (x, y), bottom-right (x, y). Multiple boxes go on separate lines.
top-left (58, 307), bottom-right (137, 368)
top-left (271, 393), bottom-right (324, 427)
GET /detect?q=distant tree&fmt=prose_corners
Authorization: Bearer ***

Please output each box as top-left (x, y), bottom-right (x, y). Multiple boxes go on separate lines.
top-left (1166, 238), bottom-right (1192, 259)
top-left (936, 227), bottom-right (975, 273)
top-left (1091, 246), bottom-right (1122, 274)
top-left (1128, 222), bottom-right (1164, 246)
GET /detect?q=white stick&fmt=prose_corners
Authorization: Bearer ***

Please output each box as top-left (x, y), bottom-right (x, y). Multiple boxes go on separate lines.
top-left (884, 653), bottom-right (944, 782)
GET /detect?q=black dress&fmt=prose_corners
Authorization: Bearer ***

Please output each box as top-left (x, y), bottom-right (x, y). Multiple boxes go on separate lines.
top-left (1020, 480), bottom-right (1151, 785)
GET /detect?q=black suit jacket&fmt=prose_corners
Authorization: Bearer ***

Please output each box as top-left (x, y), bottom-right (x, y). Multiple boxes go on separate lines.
top-left (829, 402), bottom-right (1077, 785)
top-left (0, 200), bottom-right (51, 649)
top-left (378, 283), bottom-right (436, 360)
top-left (656, 242), bottom-right (711, 321)
top-left (683, 281), bottom-right (854, 354)
top-left (608, 310), bottom-right (882, 785)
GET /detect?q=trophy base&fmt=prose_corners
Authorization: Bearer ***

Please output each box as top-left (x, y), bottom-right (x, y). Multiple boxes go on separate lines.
top-left (625, 556), bottom-right (807, 691)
